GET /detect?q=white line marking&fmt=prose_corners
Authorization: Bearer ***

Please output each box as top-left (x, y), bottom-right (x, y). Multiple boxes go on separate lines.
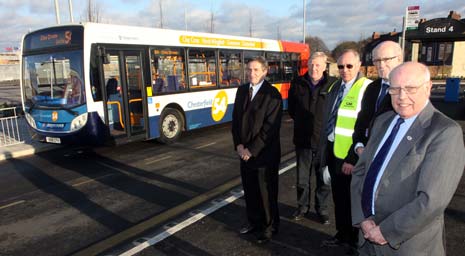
top-left (144, 156), bottom-right (172, 165)
top-left (0, 200), bottom-right (26, 210)
top-left (194, 142), bottom-right (216, 149)
top-left (118, 161), bottom-right (297, 256)
top-left (71, 173), bottom-right (116, 187)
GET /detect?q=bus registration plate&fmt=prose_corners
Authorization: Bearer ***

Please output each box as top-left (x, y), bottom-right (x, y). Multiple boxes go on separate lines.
top-left (46, 137), bottom-right (61, 144)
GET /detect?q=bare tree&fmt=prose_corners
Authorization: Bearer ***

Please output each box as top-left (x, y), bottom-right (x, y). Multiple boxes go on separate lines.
top-left (86, 0), bottom-right (100, 22)
top-left (305, 36), bottom-right (329, 54)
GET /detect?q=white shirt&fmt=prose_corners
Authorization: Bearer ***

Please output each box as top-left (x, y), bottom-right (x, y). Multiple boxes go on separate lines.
top-left (249, 80), bottom-right (264, 100)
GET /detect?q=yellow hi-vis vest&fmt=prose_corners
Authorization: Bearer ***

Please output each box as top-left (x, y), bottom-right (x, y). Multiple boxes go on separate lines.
top-left (333, 77), bottom-right (370, 159)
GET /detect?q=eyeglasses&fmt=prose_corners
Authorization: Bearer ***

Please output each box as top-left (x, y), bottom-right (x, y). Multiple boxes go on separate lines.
top-left (388, 83), bottom-right (426, 95)
top-left (337, 64), bottom-right (354, 70)
top-left (373, 56), bottom-right (398, 64)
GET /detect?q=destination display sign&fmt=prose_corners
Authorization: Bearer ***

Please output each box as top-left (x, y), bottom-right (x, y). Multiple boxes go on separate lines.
top-left (24, 26), bottom-right (83, 51)
top-left (179, 35), bottom-right (264, 49)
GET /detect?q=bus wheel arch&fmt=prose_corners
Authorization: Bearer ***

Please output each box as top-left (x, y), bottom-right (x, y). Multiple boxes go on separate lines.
top-left (158, 106), bottom-right (185, 144)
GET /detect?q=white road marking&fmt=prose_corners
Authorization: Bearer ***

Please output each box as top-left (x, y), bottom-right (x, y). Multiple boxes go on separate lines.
top-left (0, 200), bottom-right (25, 210)
top-left (118, 161), bottom-right (297, 256)
top-left (194, 142), bottom-right (216, 149)
top-left (71, 173), bottom-right (116, 187)
top-left (144, 155), bottom-right (172, 165)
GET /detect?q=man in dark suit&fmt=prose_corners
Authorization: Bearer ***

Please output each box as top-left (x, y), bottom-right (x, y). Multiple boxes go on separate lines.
top-left (351, 62), bottom-right (465, 255)
top-left (232, 56), bottom-right (282, 244)
top-left (350, 41), bottom-right (402, 158)
top-left (288, 51), bottom-right (337, 223)
top-left (319, 49), bottom-right (372, 253)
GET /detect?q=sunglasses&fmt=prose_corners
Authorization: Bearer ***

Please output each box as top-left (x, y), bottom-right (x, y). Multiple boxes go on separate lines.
top-left (337, 64), bottom-right (354, 70)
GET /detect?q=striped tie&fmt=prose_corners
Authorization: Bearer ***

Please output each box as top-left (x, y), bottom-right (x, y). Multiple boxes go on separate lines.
top-left (326, 84), bottom-right (346, 136)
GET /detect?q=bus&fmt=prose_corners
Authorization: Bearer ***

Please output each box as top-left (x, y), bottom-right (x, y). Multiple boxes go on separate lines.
top-left (20, 23), bottom-right (309, 146)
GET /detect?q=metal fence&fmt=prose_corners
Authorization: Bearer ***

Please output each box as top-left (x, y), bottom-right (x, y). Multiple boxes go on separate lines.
top-left (0, 107), bottom-right (23, 147)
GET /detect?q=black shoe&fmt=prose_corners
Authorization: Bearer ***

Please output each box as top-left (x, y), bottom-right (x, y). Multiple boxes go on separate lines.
top-left (317, 213), bottom-right (330, 225)
top-left (239, 224), bottom-right (256, 234)
top-left (321, 236), bottom-right (343, 247)
top-left (256, 233), bottom-right (271, 244)
top-left (292, 208), bottom-right (308, 221)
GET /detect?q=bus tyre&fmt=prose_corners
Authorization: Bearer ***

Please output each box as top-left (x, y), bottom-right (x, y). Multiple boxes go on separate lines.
top-left (158, 108), bottom-right (183, 144)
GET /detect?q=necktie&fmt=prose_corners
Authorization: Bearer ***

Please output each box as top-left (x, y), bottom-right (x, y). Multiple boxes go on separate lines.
top-left (361, 117), bottom-right (405, 218)
top-left (326, 83), bottom-right (346, 136)
top-left (375, 83), bottom-right (389, 112)
top-left (244, 86), bottom-right (253, 109)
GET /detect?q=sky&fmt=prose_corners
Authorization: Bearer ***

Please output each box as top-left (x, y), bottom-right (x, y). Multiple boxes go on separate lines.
top-left (1, 0), bottom-right (464, 51)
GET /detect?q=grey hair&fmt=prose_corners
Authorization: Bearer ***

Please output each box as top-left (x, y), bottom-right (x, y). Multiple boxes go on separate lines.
top-left (309, 51), bottom-right (328, 64)
top-left (338, 49), bottom-right (361, 62)
top-left (248, 56), bottom-right (269, 70)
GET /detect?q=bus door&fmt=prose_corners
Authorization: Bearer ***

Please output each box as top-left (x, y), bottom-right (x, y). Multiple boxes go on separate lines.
top-left (102, 49), bottom-right (146, 139)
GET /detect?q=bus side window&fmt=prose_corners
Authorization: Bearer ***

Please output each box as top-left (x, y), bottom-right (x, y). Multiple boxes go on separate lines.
top-left (151, 47), bottom-right (186, 94)
top-left (219, 50), bottom-right (242, 87)
top-left (265, 52), bottom-right (283, 83)
top-left (188, 49), bottom-right (217, 89)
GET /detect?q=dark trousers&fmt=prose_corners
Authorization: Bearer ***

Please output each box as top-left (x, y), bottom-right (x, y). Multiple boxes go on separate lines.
top-left (240, 162), bottom-right (280, 236)
top-left (326, 141), bottom-right (358, 245)
top-left (295, 147), bottom-right (331, 214)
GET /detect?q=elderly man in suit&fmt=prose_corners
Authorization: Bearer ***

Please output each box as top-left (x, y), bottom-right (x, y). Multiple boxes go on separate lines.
top-left (350, 41), bottom-right (402, 158)
top-left (351, 62), bottom-right (465, 255)
top-left (232, 56), bottom-right (282, 244)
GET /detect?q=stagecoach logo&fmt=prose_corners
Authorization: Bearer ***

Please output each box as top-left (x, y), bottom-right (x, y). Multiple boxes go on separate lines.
top-left (52, 111), bottom-right (58, 122)
top-left (211, 91), bottom-right (228, 122)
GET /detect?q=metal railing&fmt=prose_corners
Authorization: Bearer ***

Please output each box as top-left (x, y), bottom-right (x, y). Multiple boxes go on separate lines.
top-left (0, 107), bottom-right (24, 147)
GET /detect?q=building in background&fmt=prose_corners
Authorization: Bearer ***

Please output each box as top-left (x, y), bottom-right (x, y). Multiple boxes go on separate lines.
top-left (363, 10), bottom-right (465, 79)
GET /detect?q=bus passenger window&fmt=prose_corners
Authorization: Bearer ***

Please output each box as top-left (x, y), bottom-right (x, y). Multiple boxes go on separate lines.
top-left (151, 47), bottom-right (186, 94)
top-left (219, 50), bottom-right (242, 87)
top-left (188, 49), bottom-right (217, 89)
top-left (265, 52), bottom-right (283, 83)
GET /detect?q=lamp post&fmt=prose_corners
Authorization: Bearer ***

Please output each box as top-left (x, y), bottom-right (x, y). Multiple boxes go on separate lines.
top-left (303, 0), bottom-right (306, 43)
top-left (54, 0), bottom-right (61, 24)
top-left (68, 0), bottom-right (74, 23)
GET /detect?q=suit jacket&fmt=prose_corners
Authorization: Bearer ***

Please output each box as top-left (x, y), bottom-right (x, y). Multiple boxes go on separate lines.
top-left (351, 102), bottom-right (465, 256)
top-left (288, 72), bottom-right (337, 149)
top-left (231, 80), bottom-right (282, 168)
top-left (318, 73), bottom-right (371, 167)
top-left (347, 78), bottom-right (393, 164)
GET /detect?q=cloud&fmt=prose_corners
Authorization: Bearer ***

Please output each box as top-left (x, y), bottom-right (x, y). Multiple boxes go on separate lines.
top-left (1, 0), bottom-right (464, 51)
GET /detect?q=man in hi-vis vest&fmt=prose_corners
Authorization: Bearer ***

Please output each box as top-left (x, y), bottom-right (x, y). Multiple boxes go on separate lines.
top-left (319, 49), bottom-right (372, 254)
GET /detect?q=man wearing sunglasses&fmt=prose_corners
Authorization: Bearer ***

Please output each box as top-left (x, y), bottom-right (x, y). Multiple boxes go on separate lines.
top-left (350, 41), bottom-right (402, 162)
top-left (351, 62), bottom-right (465, 255)
top-left (319, 49), bottom-right (372, 253)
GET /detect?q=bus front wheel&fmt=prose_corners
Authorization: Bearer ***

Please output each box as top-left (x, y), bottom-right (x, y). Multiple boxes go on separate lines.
top-left (158, 108), bottom-right (184, 144)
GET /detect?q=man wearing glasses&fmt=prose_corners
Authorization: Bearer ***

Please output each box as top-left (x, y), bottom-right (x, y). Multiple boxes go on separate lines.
top-left (350, 41), bottom-right (403, 160)
top-left (351, 62), bottom-right (465, 255)
top-left (319, 49), bottom-right (372, 253)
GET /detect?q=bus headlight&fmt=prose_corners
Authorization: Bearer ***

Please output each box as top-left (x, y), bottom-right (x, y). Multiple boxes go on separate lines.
top-left (25, 112), bottom-right (37, 129)
top-left (70, 113), bottom-right (88, 132)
